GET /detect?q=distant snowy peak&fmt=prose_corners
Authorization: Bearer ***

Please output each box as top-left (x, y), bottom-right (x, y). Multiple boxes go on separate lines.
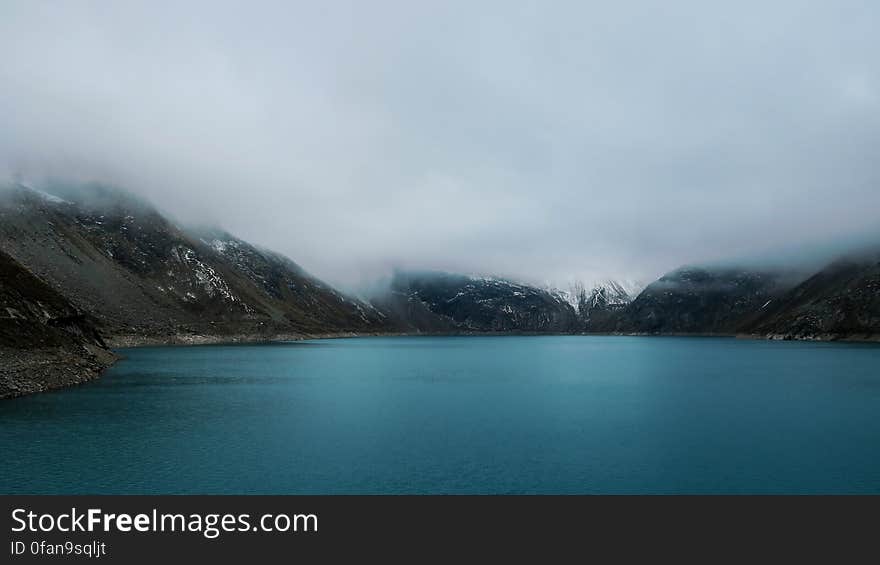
top-left (589, 280), bottom-right (635, 306)
top-left (551, 288), bottom-right (580, 309)
top-left (605, 279), bottom-right (646, 299)
top-left (563, 279), bottom-right (645, 310)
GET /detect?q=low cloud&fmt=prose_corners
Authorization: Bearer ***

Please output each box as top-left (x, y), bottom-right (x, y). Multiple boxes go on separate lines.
top-left (2, 1), bottom-right (879, 291)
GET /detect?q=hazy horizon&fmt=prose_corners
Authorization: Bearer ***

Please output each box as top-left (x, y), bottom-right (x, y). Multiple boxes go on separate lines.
top-left (2, 1), bottom-right (879, 291)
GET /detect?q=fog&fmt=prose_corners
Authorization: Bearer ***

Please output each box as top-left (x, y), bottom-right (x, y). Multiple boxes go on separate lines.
top-left (2, 1), bottom-right (879, 291)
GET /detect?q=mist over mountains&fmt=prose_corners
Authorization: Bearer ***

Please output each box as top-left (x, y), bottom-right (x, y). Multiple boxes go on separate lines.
top-left (4, 1), bottom-right (880, 291)
top-left (2, 180), bottom-right (879, 397)
top-left (2, 183), bottom-right (877, 332)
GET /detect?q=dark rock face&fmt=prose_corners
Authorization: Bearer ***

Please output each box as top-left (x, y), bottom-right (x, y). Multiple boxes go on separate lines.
top-left (194, 229), bottom-right (388, 334)
top-left (0, 248), bottom-right (116, 398)
top-left (0, 184), bottom-right (390, 343)
top-left (744, 254), bottom-right (880, 340)
top-left (608, 267), bottom-right (799, 334)
top-left (379, 271), bottom-right (578, 332)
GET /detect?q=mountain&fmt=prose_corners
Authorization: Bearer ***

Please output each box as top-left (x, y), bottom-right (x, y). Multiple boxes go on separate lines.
top-left (0, 183), bottom-right (390, 344)
top-left (568, 279), bottom-right (641, 331)
top-left (3, 178), bottom-right (878, 371)
top-left (610, 255), bottom-right (880, 340)
top-left (0, 247), bottom-right (115, 398)
top-left (373, 271), bottom-right (578, 332)
top-left (744, 253), bottom-right (880, 340)
top-left (607, 266), bottom-right (802, 334)
top-left (192, 228), bottom-right (388, 333)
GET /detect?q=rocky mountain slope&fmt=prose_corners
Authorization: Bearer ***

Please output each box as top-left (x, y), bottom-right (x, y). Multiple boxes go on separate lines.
top-left (373, 271), bottom-right (578, 332)
top-left (601, 256), bottom-right (880, 340)
top-left (0, 248), bottom-right (116, 398)
top-left (601, 266), bottom-right (802, 334)
top-left (743, 253), bottom-right (880, 340)
top-left (367, 260), bottom-right (879, 341)
top-left (0, 183), bottom-right (390, 344)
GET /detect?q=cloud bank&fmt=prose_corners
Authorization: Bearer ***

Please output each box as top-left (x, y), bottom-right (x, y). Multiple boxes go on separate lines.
top-left (2, 1), bottom-right (879, 290)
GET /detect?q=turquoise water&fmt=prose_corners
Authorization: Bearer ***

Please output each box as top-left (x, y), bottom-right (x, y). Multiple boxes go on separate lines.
top-left (2, 336), bottom-right (880, 494)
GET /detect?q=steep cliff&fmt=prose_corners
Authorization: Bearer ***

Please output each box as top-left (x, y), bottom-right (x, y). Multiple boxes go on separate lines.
top-left (0, 248), bottom-right (116, 398)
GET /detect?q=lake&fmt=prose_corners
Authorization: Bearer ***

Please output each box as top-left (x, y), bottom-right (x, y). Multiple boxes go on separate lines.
top-left (2, 336), bottom-right (880, 494)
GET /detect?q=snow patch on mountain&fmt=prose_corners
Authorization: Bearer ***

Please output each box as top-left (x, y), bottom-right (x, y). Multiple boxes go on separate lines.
top-left (171, 245), bottom-right (238, 303)
top-left (548, 278), bottom-right (645, 310)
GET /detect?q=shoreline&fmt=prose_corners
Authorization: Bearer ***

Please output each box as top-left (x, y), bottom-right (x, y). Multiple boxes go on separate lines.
top-left (103, 330), bottom-right (747, 349)
top-left (0, 345), bottom-right (119, 400)
top-left (4, 330), bottom-right (879, 401)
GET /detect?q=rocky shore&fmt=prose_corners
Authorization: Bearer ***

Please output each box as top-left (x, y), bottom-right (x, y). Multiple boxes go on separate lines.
top-left (0, 345), bottom-right (117, 399)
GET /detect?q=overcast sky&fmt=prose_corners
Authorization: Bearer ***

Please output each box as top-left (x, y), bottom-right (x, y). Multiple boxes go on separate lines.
top-left (1, 1), bottom-right (879, 290)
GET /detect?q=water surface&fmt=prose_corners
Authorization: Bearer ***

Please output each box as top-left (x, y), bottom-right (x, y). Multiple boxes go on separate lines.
top-left (2, 336), bottom-right (879, 493)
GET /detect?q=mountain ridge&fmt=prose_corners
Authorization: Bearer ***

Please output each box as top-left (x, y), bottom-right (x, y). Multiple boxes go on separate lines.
top-left (742, 252), bottom-right (880, 341)
top-left (371, 270), bottom-right (579, 333)
top-left (0, 183), bottom-right (392, 344)
top-left (3, 181), bottom-right (880, 398)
